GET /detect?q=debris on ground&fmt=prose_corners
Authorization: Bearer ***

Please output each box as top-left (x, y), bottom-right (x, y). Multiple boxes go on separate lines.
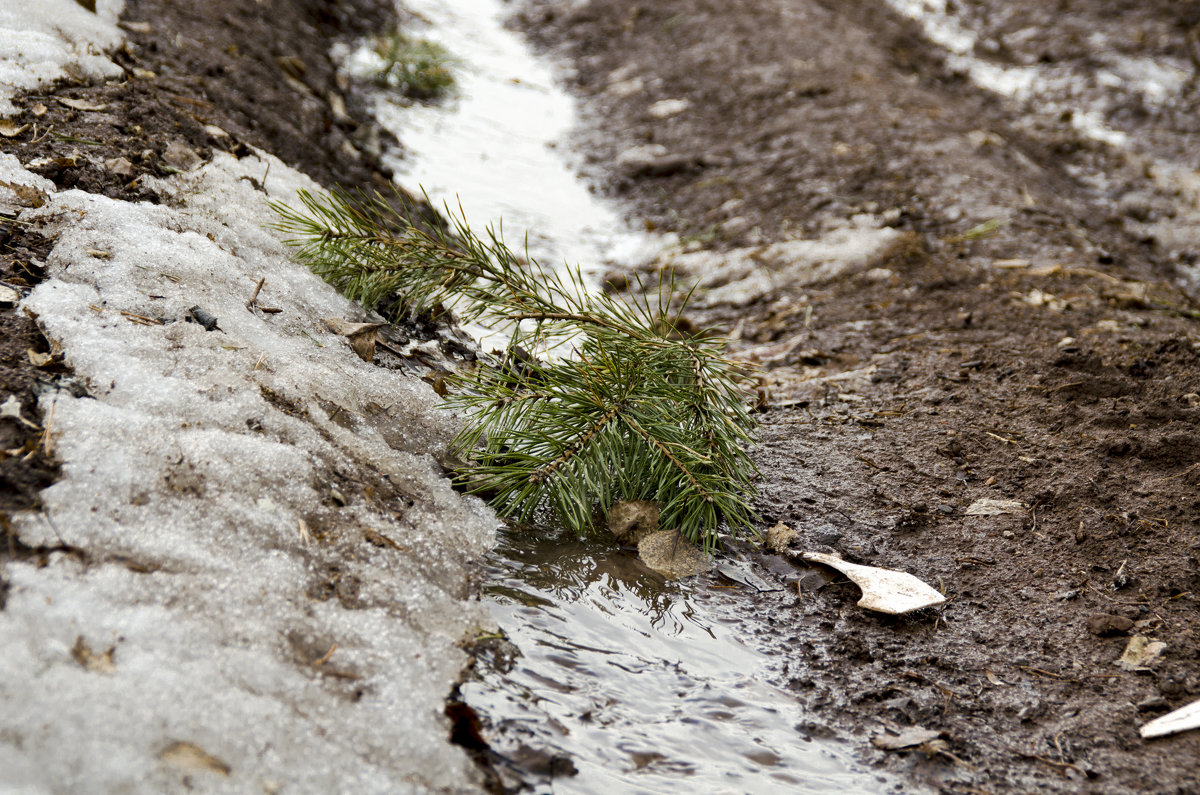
top-left (1141, 698), bottom-right (1200, 740)
top-left (607, 498), bottom-right (659, 545)
top-left (1116, 635), bottom-right (1168, 672)
top-left (801, 552), bottom-right (945, 615)
top-left (637, 529), bottom-right (711, 579)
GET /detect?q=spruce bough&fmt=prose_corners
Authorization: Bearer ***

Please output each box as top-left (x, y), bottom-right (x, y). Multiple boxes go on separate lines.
top-left (273, 191), bottom-right (758, 551)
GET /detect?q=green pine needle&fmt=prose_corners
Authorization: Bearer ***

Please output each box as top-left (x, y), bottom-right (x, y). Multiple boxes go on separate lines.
top-left (271, 189), bottom-right (759, 551)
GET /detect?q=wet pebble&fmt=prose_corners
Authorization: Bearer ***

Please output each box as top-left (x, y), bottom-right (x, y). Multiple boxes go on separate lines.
top-left (1086, 613), bottom-right (1134, 636)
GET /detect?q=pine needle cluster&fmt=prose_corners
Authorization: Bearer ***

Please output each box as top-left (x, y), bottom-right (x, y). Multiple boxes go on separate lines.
top-left (272, 191), bottom-right (758, 550)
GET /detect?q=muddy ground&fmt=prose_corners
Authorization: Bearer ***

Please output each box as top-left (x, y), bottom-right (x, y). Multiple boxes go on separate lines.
top-left (3, 0), bottom-right (1199, 792)
top-left (512, 0), bottom-right (1200, 792)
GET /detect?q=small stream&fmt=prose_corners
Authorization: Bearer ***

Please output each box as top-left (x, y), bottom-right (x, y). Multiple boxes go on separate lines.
top-left (349, 0), bottom-right (903, 791)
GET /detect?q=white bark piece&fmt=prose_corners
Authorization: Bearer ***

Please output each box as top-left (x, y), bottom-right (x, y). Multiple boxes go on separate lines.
top-left (965, 498), bottom-right (1027, 516)
top-left (1140, 698), bottom-right (1200, 739)
top-left (802, 552), bottom-right (946, 614)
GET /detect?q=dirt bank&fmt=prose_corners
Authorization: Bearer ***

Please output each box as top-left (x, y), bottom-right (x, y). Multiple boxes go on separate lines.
top-left (513, 0), bottom-right (1200, 792)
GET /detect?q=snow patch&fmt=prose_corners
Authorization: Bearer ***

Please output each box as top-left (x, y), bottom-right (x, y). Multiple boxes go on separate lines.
top-left (3, 149), bottom-right (496, 792)
top-left (658, 219), bottom-right (904, 307)
top-left (0, 0), bottom-right (125, 116)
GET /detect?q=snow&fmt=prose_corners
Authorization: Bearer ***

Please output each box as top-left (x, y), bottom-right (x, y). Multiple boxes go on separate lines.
top-left (2, 122), bottom-right (496, 795)
top-left (0, 0), bottom-right (125, 116)
top-left (657, 218), bottom-right (903, 308)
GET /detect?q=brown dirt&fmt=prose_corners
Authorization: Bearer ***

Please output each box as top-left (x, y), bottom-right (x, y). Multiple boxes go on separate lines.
top-left (512, 0), bottom-right (1200, 792)
top-left (3, 0), bottom-right (1199, 791)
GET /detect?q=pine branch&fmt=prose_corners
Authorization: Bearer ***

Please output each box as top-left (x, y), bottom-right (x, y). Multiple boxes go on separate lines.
top-left (273, 189), bottom-right (760, 550)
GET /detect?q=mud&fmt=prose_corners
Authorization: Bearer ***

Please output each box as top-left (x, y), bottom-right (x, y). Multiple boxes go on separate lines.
top-left (3, 0), bottom-right (1199, 791)
top-left (512, 0), bottom-right (1200, 792)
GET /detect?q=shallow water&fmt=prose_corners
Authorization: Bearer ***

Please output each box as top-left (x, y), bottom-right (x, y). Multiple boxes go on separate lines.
top-left (358, 0), bottom-right (902, 790)
top-left (367, 0), bottom-right (656, 272)
top-left (469, 530), bottom-right (899, 793)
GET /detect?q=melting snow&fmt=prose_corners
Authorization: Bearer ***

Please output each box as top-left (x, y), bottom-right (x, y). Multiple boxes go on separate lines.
top-left (2, 106), bottom-right (495, 795)
top-left (0, 0), bottom-right (125, 116)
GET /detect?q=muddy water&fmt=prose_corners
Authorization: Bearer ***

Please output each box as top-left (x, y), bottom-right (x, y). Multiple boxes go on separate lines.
top-left (360, 1), bottom-right (903, 791)
top-left (471, 530), bottom-right (898, 793)
top-left (366, 0), bottom-right (657, 272)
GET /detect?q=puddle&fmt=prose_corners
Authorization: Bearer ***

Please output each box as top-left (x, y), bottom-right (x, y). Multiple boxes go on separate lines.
top-left (345, 1), bottom-right (906, 791)
top-left (470, 530), bottom-right (900, 794)
top-left (359, 0), bottom-right (658, 273)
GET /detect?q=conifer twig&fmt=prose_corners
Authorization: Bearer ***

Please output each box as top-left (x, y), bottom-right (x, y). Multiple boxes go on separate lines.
top-left (272, 189), bottom-right (759, 550)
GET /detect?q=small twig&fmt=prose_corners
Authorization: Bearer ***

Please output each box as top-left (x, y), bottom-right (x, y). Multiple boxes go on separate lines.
top-left (119, 310), bottom-right (163, 326)
top-left (247, 277), bottom-right (266, 307)
top-left (311, 643), bottom-right (338, 667)
top-left (985, 431), bottom-right (1018, 445)
top-left (40, 397), bottom-right (55, 458)
top-left (1019, 665), bottom-right (1068, 679)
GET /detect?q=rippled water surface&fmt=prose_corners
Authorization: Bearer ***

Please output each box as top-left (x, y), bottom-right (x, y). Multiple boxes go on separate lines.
top-left (469, 531), bottom-right (899, 794)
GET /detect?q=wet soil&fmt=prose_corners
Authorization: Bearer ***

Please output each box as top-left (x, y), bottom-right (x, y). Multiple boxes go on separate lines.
top-left (4, 0), bottom-right (1200, 791)
top-left (512, 0), bottom-right (1200, 792)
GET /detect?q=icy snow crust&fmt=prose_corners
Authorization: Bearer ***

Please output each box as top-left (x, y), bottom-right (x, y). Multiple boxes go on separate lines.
top-left (0, 0), bottom-right (125, 116)
top-left (1, 149), bottom-right (496, 793)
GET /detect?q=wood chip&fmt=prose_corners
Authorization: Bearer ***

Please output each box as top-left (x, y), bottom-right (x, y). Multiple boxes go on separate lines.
top-left (871, 727), bottom-right (942, 750)
top-left (802, 551), bottom-right (945, 614)
top-left (159, 741), bottom-right (231, 776)
top-left (58, 97), bottom-right (109, 112)
top-left (1141, 698), bottom-right (1200, 739)
top-left (965, 498), bottom-right (1027, 516)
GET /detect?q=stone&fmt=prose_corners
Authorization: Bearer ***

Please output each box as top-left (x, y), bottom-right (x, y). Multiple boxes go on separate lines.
top-left (637, 529), bottom-right (711, 579)
top-left (607, 499), bottom-right (659, 544)
top-left (1086, 613), bottom-right (1134, 636)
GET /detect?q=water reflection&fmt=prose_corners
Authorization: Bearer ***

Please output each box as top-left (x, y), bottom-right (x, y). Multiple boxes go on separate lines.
top-left (467, 528), bottom-right (898, 794)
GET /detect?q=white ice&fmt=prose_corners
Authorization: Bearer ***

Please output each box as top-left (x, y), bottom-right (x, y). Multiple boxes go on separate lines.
top-left (0, 0), bottom-right (125, 116)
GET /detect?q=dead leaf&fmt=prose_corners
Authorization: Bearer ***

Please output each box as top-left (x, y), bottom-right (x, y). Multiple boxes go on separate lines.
top-left (0, 285), bottom-right (18, 306)
top-left (364, 528), bottom-right (405, 551)
top-left (871, 727), bottom-right (942, 750)
top-left (0, 180), bottom-right (48, 209)
top-left (159, 741), bottom-right (231, 776)
top-left (984, 668), bottom-right (1007, 685)
top-left (0, 120), bottom-right (29, 137)
top-left (31, 103), bottom-right (47, 116)
top-left (71, 636), bottom-right (115, 674)
top-left (322, 317), bottom-right (384, 362)
top-left (1116, 635), bottom-right (1167, 672)
top-left (637, 529), bottom-right (711, 579)
top-left (58, 97), bottom-right (108, 112)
